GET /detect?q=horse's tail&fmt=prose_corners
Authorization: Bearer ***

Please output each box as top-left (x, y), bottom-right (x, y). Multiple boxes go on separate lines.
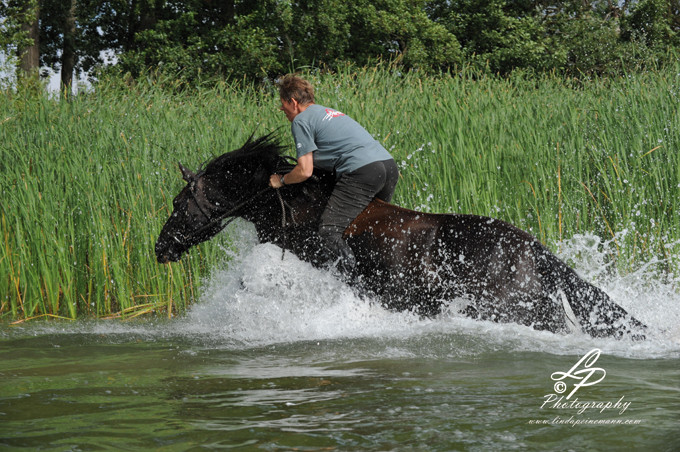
top-left (542, 249), bottom-right (647, 340)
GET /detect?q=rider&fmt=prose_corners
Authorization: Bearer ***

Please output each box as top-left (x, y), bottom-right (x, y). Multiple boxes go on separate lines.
top-left (269, 74), bottom-right (399, 272)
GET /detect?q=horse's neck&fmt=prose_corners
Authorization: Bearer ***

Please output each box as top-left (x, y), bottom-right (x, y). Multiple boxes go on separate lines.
top-left (246, 189), bottom-right (321, 241)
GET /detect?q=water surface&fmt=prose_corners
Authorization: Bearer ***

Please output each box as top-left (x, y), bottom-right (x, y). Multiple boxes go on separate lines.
top-left (2, 232), bottom-right (679, 451)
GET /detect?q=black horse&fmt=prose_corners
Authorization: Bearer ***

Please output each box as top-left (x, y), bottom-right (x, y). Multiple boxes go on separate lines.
top-left (156, 134), bottom-right (646, 340)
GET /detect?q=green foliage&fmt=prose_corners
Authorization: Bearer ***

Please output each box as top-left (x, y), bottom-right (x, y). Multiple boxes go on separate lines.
top-left (442, 0), bottom-right (549, 73)
top-left (622, 0), bottom-right (680, 50)
top-left (0, 0), bottom-right (38, 52)
top-left (115, 0), bottom-right (462, 82)
top-left (2, 0), bottom-right (679, 83)
top-left (355, 0), bottom-right (461, 70)
top-left (30, 0), bottom-right (104, 78)
top-left (1, 64), bottom-right (678, 320)
top-left (0, 0), bottom-right (39, 84)
top-left (549, 13), bottom-right (636, 76)
top-left (117, 2), bottom-right (283, 82)
top-left (430, 0), bottom-right (679, 76)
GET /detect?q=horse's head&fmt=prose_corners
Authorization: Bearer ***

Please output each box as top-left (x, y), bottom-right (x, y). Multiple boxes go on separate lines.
top-left (155, 134), bottom-right (286, 263)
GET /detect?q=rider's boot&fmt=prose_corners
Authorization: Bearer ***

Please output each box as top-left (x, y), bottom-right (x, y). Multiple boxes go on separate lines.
top-left (319, 230), bottom-right (357, 278)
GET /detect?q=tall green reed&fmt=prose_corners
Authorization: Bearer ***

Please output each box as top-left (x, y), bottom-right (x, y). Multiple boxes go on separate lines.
top-left (1, 63), bottom-right (677, 320)
top-left (326, 65), bottom-right (679, 275)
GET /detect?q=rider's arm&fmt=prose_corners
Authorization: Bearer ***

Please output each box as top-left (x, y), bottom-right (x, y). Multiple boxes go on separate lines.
top-left (269, 152), bottom-right (314, 188)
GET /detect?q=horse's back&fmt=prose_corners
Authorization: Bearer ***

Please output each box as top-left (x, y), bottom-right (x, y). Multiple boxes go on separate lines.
top-left (347, 200), bottom-right (539, 249)
top-left (345, 200), bottom-right (555, 315)
top-left (346, 199), bottom-right (444, 237)
top-left (338, 199), bottom-right (645, 338)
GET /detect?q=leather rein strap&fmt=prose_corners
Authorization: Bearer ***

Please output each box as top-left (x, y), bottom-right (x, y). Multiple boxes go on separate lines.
top-left (189, 183), bottom-right (272, 239)
top-left (188, 158), bottom-right (298, 256)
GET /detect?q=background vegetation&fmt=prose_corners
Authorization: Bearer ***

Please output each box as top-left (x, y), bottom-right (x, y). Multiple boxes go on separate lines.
top-left (1, 63), bottom-right (678, 320)
top-left (2, 0), bottom-right (680, 91)
top-left (1, 0), bottom-right (678, 320)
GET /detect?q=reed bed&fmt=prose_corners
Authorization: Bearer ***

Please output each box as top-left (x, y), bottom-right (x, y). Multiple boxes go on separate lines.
top-left (1, 64), bottom-right (678, 320)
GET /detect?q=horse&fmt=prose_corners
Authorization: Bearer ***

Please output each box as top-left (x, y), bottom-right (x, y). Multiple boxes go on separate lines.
top-left (155, 134), bottom-right (647, 340)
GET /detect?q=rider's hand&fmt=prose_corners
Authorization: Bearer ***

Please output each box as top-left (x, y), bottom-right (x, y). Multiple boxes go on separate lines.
top-left (269, 174), bottom-right (284, 189)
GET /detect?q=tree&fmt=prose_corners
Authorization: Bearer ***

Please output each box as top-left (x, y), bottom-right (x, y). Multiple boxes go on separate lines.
top-left (115, 1), bottom-right (283, 82)
top-left (2, 0), bottom-right (155, 93)
top-left (0, 0), bottom-right (40, 78)
top-left (434, 0), bottom-right (554, 74)
top-left (346, 0), bottom-right (461, 71)
top-left (3, 0), bottom-right (679, 90)
top-left (39, 0), bottom-right (101, 93)
top-left (622, 0), bottom-right (680, 50)
top-left (61, 0), bottom-right (76, 91)
top-left (19, 0), bottom-right (39, 76)
top-left (427, 0), bottom-right (679, 76)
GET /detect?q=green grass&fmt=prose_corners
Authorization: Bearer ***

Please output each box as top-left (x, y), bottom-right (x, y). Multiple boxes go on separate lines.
top-left (1, 64), bottom-right (678, 320)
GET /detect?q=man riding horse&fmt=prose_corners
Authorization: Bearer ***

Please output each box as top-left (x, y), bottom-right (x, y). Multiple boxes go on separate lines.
top-left (269, 75), bottom-right (400, 273)
top-left (155, 81), bottom-right (647, 340)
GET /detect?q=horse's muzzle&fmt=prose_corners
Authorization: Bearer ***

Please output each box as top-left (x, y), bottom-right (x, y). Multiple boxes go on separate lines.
top-left (155, 238), bottom-right (182, 264)
top-left (156, 251), bottom-right (182, 264)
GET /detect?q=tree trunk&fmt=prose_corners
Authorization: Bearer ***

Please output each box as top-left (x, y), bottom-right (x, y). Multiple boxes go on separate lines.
top-left (61, 0), bottom-right (77, 95)
top-left (18, 3), bottom-right (40, 77)
top-left (125, 0), bottom-right (158, 51)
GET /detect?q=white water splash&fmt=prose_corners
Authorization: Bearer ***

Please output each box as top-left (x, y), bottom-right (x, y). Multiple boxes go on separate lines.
top-left (187, 240), bottom-right (422, 344)
top-left (557, 233), bottom-right (680, 351)
top-left (182, 223), bottom-right (680, 359)
top-left (8, 222), bottom-right (677, 360)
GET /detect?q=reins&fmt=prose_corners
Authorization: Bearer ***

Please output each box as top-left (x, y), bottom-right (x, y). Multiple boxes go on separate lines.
top-left (189, 185), bottom-right (296, 260)
top-left (184, 152), bottom-right (299, 259)
top-left (190, 186), bottom-right (272, 238)
top-left (275, 188), bottom-right (299, 260)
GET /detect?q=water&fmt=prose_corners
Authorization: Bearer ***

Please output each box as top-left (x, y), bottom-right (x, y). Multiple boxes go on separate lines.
top-left (2, 225), bottom-right (679, 451)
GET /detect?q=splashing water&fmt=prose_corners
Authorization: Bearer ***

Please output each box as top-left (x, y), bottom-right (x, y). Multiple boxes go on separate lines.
top-left (3, 221), bottom-right (679, 451)
top-left (180, 222), bottom-right (680, 359)
top-left (5, 220), bottom-right (677, 360)
top-left (187, 236), bottom-right (423, 345)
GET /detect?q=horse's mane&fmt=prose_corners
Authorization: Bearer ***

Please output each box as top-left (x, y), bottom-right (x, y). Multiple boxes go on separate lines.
top-left (197, 133), bottom-right (334, 207)
top-left (201, 133), bottom-right (289, 177)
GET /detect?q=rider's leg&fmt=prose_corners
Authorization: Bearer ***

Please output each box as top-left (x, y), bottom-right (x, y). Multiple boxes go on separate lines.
top-left (374, 159), bottom-right (399, 202)
top-left (319, 160), bottom-right (395, 272)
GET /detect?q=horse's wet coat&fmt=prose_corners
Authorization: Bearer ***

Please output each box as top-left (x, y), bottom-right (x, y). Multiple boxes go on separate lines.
top-left (155, 135), bottom-right (646, 340)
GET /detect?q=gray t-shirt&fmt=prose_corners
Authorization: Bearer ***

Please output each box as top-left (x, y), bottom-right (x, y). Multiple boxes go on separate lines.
top-left (291, 104), bottom-right (393, 175)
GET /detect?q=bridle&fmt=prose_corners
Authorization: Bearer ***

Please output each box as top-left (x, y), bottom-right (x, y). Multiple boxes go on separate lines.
top-left (170, 157), bottom-right (298, 257)
top-left (167, 181), bottom-right (267, 249)
top-left (186, 176), bottom-right (272, 239)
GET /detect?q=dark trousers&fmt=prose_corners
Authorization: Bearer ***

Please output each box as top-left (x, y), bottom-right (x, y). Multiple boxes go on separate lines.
top-left (319, 159), bottom-right (399, 267)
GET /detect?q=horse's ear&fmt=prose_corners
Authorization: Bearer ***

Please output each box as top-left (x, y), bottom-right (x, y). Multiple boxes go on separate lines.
top-left (178, 163), bottom-right (196, 182)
